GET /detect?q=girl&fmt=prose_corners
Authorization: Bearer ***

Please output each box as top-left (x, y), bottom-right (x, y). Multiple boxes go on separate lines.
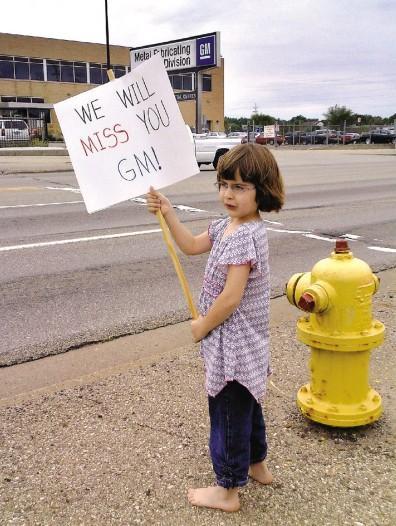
top-left (146, 143), bottom-right (285, 512)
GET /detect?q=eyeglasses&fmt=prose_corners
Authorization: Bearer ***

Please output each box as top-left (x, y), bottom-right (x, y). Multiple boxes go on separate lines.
top-left (214, 181), bottom-right (256, 194)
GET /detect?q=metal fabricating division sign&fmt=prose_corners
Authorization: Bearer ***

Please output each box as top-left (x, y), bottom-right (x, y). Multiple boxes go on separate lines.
top-left (130, 32), bottom-right (220, 72)
top-left (54, 54), bottom-right (199, 214)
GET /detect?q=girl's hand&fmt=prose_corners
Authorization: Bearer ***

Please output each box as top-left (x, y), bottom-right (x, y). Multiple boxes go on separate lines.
top-left (146, 186), bottom-right (172, 216)
top-left (191, 315), bottom-right (208, 343)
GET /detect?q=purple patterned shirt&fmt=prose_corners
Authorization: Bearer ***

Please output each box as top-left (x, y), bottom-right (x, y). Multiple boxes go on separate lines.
top-left (198, 217), bottom-right (271, 402)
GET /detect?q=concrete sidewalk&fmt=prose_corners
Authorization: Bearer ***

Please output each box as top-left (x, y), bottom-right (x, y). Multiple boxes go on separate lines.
top-left (0, 152), bottom-right (72, 174)
top-left (0, 270), bottom-right (395, 525)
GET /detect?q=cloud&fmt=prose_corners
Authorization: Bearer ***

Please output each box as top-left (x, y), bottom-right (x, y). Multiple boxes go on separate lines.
top-left (0, 0), bottom-right (394, 118)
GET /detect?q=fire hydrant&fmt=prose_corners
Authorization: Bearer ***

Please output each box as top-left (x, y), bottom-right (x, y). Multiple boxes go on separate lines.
top-left (286, 239), bottom-right (385, 427)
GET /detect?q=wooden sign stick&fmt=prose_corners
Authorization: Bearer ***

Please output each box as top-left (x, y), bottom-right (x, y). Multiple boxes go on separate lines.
top-left (106, 69), bottom-right (199, 320)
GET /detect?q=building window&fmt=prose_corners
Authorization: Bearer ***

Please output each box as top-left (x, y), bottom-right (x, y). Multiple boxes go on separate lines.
top-left (0, 56), bottom-right (15, 78)
top-left (114, 65), bottom-right (127, 78)
top-left (1, 96), bottom-right (45, 103)
top-left (74, 62), bottom-right (87, 83)
top-left (170, 74), bottom-right (182, 90)
top-left (89, 63), bottom-right (103, 84)
top-left (89, 64), bottom-right (126, 84)
top-left (30, 59), bottom-right (44, 81)
top-left (168, 73), bottom-right (193, 91)
top-left (0, 56), bottom-right (46, 81)
top-left (14, 57), bottom-right (30, 80)
top-left (0, 54), bottom-right (127, 85)
top-left (202, 74), bottom-right (212, 92)
top-left (47, 60), bottom-right (60, 82)
top-left (60, 61), bottom-right (74, 82)
top-left (184, 75), bottom-right (193, 90)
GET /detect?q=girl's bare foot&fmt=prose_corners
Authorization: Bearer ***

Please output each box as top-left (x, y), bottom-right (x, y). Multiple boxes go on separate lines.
top-left (248, 460), bottom-right (274, 484)
top-left (187, 486), bottom-right (240, 512)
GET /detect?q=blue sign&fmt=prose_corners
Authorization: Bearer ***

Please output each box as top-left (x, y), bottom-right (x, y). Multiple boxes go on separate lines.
top-left (196, 35), bottom-right (216, 68)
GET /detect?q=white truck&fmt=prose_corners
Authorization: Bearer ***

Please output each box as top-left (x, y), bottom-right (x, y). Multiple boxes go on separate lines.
top-left (193, 135), bottom-right (244, 169)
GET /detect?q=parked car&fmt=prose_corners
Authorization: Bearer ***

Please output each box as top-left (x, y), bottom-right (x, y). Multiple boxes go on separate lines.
top-left (206, 131), bottom-right (227, 138)
top-left (255, 132), bottom-right (284, 146)
top-left (284, 131), bottom-right (308, 145)
top-left (328, 132), bottom-right (360, 144)
top-left (0, 119), bottom-right (30, 144)
top-left (227, 131), bottom-right (247, 138)
top-left (299, 131), bottom-right (328, 145)
top-left (358, 129), bottom-right (396, 144)
top-left (194, 135), bottom-right (244, 169)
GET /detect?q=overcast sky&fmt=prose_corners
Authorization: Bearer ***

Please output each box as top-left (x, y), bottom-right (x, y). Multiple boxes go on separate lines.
top-left (1, 0), bottom-right (395, 119)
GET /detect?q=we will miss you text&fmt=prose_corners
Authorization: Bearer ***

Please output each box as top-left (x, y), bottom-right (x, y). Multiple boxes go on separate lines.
top-left (73, 75), bottom-right (170, 181)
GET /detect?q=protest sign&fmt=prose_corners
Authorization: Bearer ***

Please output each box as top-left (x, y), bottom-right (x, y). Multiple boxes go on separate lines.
top-left (54, 54), bottom-right (199, 213)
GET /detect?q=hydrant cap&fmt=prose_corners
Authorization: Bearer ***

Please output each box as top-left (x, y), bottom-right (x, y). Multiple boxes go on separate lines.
top-left (335, 239), bottom-right (350, 253)
top-left (298, 292), bottom-right (316, 312)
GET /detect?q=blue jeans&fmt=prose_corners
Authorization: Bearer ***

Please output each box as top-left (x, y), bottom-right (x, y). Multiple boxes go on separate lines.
top-left (208, 381), bottom-right (268, 489)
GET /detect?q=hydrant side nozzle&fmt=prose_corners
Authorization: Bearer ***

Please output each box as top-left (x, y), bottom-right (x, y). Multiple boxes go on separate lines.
top-left (298, 283), bottom-right (330, 313)
top-left (298, 292), bottom-right (316, 312)
top-left (286, 272), bottom-right (306, 307)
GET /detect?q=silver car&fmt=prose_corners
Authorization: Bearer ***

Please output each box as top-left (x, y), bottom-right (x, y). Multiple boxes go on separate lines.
top-left (0, 119), bottom-right (30, 144)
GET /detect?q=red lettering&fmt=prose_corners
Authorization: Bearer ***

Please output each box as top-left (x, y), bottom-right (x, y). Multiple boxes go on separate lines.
top-left (102, 127), bottom-right (118, 148)
top-left (79, 123), bottom-right (129, 156)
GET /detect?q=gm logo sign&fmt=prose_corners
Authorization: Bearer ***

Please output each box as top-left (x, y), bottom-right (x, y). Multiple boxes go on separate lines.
top-left (196, 34), bottom-right (216, 67)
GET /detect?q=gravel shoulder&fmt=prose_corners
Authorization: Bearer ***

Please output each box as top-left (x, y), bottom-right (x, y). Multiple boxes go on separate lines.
top-left (0, 271), bottom-right (395, 526)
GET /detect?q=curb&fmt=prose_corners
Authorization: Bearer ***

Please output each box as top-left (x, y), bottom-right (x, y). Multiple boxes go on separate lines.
top-left (0, 148), bottom-right (69, 157)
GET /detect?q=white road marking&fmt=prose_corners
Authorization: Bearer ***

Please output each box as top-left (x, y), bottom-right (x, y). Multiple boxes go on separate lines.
top-left (268, 228), bottom-right (311, 234)
top-left (130, 197), bottom-right (206, 213)
top-left (2, 186), bottom-right (394, 255)
top-left (368, 246), bottom-right (396, 253)
top-left (341, 234), bottom-right (361, 240)
top-left (0, 229), bottom-right (162, 253)
top-left (0, 201), bottom-right (83, 209)
top-left (45, 186), bottom-right (82, 194)
top-left (303, 234), bottom-right (336, 242)
top-left (263, 219), bottom-right (283, 225)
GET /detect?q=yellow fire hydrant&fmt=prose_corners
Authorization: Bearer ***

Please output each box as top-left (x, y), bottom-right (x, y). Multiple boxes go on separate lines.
top-left (286, 239), bottom-right (385, 427)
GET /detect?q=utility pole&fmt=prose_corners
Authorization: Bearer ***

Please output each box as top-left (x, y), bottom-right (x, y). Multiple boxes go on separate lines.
top-left (105, 0), bottom-right (111, 72)
top-left (195, 71), bottom-right (202, 133)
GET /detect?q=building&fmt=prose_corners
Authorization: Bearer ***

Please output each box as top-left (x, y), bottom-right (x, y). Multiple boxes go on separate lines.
top-left (0, 32), bottom-right (224, 139)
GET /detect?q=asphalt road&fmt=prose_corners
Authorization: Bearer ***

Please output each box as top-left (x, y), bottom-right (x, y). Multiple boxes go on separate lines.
top-left (1, 149), bottom-right (395, 365)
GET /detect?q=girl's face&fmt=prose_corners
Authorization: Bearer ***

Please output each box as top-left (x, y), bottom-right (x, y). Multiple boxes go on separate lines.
top-left (217, 169), bottom-right (260, 223)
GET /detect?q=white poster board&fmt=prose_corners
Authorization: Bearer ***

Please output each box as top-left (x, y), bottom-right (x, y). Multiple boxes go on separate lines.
top-left (54, 54), bottom-right (199, 213)
top-left (263, 125), bottom-right (275, 138)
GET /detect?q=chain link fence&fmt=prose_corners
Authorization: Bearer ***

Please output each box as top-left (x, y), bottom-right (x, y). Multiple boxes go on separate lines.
top-left (0, 117), bottom-right (47, 147)
top-left (240, 122), bottom-right (396, 146)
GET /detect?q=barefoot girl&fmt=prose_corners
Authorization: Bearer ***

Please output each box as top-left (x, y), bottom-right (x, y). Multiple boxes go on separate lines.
top-left (146, 143), bottom-right (285, 512)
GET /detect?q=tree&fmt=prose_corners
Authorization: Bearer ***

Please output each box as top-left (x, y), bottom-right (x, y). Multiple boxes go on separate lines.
top-left (224, 116), bottom-right (249, 132)
top-left (324, 105), bottom-right (355, 126)
top-left (249, 113), bottom-right (276, 126)
top-left (386, 113), bottom-right (396, 124)
top-left (289, 115), bottom-right (308, 124)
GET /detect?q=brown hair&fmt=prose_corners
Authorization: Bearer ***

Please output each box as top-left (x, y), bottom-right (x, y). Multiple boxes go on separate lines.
top-left (217, 143), bottom-right (285, 212)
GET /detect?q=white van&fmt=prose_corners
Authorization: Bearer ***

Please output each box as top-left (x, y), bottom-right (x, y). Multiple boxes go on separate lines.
top-left (0, 119), bottom-right (30, 144)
